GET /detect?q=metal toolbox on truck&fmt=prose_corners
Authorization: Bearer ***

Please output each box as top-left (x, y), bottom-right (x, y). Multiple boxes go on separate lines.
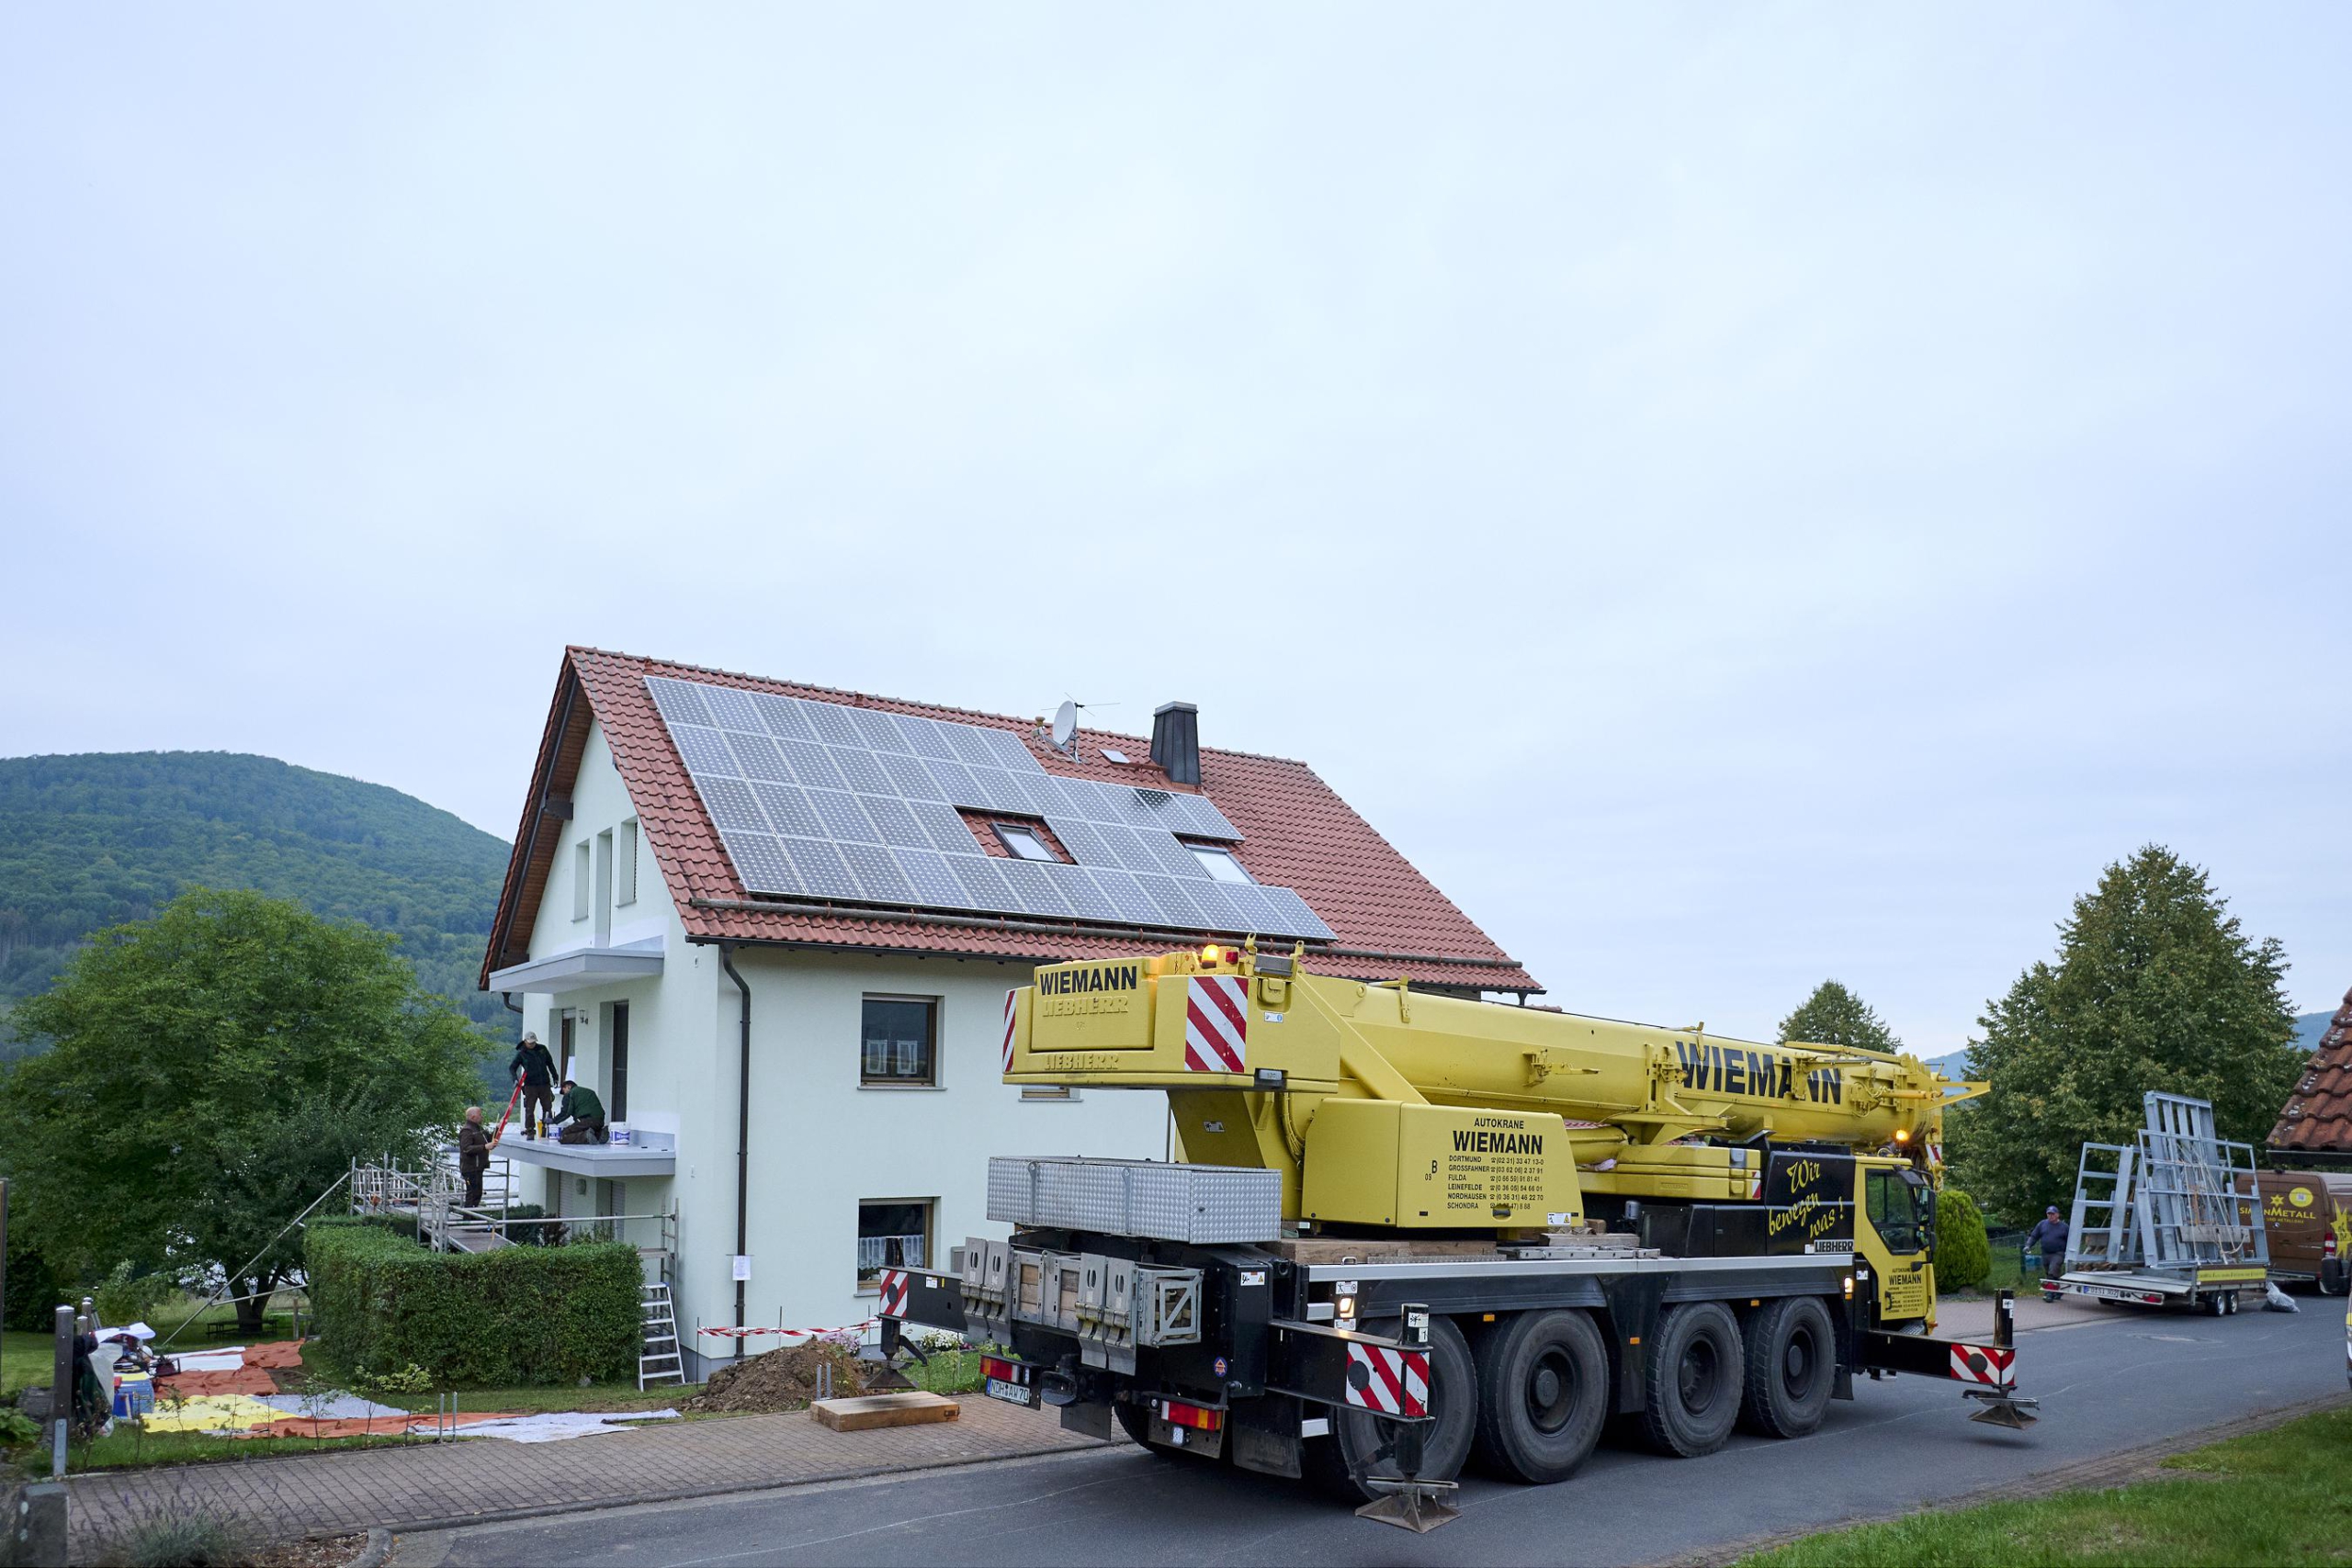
top-left (988, 1156), bottom-right (1281, 1245)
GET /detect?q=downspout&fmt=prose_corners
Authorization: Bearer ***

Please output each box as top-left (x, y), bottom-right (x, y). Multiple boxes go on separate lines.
top-left (718, 944), bottom-right (752, 1359)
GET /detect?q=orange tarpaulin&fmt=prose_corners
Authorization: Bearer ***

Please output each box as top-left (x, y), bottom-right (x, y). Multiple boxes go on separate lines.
top-left (155, 1340), bottom-right (309, 1398)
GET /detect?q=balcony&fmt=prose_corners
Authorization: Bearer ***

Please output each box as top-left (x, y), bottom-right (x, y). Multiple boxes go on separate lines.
top-left (486, 936), bottom-right (664, 997)
top-left (495, 1128), bottom-right (677, 1179)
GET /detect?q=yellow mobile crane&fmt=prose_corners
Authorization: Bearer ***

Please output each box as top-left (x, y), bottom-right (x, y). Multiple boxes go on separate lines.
top-left (879, 945), bottom-right (2036, 1529)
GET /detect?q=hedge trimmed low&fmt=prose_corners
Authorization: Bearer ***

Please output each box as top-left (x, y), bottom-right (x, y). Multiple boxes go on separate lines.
top-left (305, 1218), bottom-right (641, 1385)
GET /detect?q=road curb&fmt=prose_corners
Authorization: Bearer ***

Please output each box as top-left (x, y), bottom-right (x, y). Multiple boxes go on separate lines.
top-left (1646, 1391), bottom-right (2352, 1567)
top-left (350, 1527), bottom-right (393, 1568)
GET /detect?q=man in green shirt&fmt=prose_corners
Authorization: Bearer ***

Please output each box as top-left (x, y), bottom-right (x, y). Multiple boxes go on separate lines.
top-left (552, 1078), bottom-right (608, 1145)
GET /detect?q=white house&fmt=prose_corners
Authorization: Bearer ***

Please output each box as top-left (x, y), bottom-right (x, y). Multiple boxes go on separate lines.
top-left (478, 648), bottom-right (1536, 1376)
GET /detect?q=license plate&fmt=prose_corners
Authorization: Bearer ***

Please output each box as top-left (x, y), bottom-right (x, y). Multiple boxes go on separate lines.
top-left (985, 1376), bottom-right (1037, 1407)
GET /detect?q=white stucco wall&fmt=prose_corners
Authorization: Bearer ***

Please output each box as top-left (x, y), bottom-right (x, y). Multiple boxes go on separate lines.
top-left (498, 716), bottom-right (1166, 1377)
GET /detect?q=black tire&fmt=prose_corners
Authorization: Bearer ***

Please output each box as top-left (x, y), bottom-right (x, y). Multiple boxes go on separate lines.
top-left (1114, 1400), bottom-right (1182, 1459)
top-left (1738, 1296), bottom-right (1837, 1439)
top-left (1304, 1315), bottom-right (1477, 1501)
top-left (2320, 1262), bottom-right (2346, 1297)
top-left (2201, 1291), bottom-right (2227, 1318)
top-left (1470, 1310), bottom-right (1611, 1483)
top-left (1639, 1301), bottom-right (1744, 1458)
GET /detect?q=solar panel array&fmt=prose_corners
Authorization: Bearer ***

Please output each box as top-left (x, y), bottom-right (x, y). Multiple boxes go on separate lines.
top-left (643, 676), bottom-right (1335, 941)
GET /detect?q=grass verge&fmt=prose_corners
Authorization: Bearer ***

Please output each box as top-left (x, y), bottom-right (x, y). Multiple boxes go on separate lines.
top-left (1734, 1405), bottom-right (2352, 1567)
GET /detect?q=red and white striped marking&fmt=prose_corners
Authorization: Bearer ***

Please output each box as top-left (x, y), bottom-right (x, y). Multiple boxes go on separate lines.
top-left (1185, 976), bottom-right (1249, 1074)
top-left (694, 1319), bottom-right (876, 1340)
top-left (876, 1269), bottom-right (912, 1318)
top-left (1949, 1344), bottom-right (2016, 1387)
top-left (1001, 989), bottom-right (1020, 1073)
top-left (1344, 1343), bottom-right (1430, 1417)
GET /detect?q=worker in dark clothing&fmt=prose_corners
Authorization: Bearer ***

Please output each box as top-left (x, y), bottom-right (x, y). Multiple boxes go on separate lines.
top-left (458, 1106), bottom-right (492, 1207)
top-left (2027, 1205), bottom-right (2069, 1281)
top-left (552, 1078), bottom-right (608, 1145)
top-left (509, 1032), bottom-right (558, 1138)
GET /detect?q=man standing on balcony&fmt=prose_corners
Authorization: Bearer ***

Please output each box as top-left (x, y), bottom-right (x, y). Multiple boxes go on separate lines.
top-left (458, 1106), bottom-right (491, 1208)
top-left (552, 1078), bottom-right (608, 1145)
top-left (509, 1032), bottom-right (558, 1138)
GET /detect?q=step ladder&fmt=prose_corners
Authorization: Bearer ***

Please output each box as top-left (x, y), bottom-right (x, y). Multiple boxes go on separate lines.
top-left (639, 1282), bottom-right (686, 1390)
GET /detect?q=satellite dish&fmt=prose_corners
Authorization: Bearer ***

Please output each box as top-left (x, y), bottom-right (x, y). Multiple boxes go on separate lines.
top-left (1051, 700), bottom-right (1079, 754)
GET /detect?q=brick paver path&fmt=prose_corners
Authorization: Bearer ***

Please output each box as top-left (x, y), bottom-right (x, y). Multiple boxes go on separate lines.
top-left (65, 1396), bottom-right (1100, 1554)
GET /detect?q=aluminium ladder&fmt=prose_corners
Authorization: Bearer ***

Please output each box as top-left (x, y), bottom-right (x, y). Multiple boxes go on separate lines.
top-left (639, 1281), bottom-right (686, 1390)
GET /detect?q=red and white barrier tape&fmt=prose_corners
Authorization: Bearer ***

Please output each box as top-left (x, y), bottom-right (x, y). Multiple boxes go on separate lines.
top-left (694, 1319), bottom-right (878, 1340)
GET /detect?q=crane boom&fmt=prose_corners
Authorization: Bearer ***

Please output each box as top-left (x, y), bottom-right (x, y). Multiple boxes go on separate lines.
top-left (1006, 944), bottom-right (1984, 1230)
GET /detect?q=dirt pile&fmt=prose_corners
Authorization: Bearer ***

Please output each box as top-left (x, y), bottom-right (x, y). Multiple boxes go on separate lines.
top-left (686, 1342), bottom-right (870, 1414)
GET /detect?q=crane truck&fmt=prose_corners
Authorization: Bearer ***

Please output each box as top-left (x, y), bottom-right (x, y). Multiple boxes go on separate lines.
top-left (876, 943), bottom-right (2036, 1529)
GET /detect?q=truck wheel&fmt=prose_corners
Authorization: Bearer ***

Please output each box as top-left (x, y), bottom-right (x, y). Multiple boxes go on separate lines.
top-left (1304, 1315), bottom-right (1476, 1501)
top-left (1470, 1309), bottom-right (1610, 1484)
top-left (1738, 1296), bottom-right (1836, 1438)
top-left (1639, 1302), bottom-right (1744, 1458)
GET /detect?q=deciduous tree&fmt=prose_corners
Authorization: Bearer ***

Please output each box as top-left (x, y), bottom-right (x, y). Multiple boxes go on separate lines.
top-left (1947, 846), bottom-right (2299, 1226)
top-left (1779, 980), bottom-right (1903, 1054)
top-left (0, 889), bottom-right (488, 1331)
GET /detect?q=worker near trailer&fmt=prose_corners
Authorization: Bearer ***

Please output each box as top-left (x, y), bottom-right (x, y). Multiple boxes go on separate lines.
top-left (458, 1106), bottom-right (491, 1207)
top-left (2027, 1205), bottom-right (2069, 1281)
top-left (509, 1032), bottom-right (559, 1139)
top-left (551, 1078), bottom-right (608, 1145)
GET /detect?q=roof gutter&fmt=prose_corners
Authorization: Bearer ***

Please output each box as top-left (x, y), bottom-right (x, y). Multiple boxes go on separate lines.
top-left (684, 897), bottom-right (1529, 978)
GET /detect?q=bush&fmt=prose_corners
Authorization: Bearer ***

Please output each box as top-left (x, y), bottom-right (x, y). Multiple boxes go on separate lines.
top-left (96, 1259), bottom-right (183, 1327)
top-left (1936, 1187), bottom-right (1992, 1291)
top-left (305, 1218), bottom-right (640, 1385)
top-left (3, 1232), bottom-right (71, 1330)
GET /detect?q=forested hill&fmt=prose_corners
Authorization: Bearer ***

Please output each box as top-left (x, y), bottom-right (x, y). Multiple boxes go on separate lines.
top-left (0, 752), bottom-right (511, 1037)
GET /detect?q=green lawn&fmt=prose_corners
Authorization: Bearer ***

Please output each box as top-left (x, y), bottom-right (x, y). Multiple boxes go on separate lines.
top-left (903, 1347), bottom-right (986, 1396)
top-left (3, 1329), bottom-right (55, 1396)
top-left (1736, 1406), bottom-right (2352, 1567)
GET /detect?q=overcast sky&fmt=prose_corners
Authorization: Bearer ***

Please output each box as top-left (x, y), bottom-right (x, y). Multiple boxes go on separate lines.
top-left (5, 6), bottom-right (2346, 1052)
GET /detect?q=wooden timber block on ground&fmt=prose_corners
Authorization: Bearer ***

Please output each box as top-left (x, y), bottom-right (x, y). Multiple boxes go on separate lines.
top-left (811, 1393), bottom-right (961, 1432)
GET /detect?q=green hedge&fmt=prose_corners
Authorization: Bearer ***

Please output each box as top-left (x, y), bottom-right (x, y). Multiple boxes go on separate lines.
top-left (305, 1219), bottom-right (641, 1385)
top-left (1935, 1187), bottom-right (1992, 1291)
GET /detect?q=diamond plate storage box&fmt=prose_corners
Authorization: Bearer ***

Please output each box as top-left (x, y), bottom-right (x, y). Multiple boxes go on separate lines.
top-left (988, 1156), bottom-right (1281, 1245)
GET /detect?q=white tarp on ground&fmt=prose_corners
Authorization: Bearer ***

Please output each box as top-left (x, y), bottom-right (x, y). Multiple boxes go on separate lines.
top-left (169, 1349), bottom-right (248, 1372)
top-left (457, 1410), bottom-right (682, 1444)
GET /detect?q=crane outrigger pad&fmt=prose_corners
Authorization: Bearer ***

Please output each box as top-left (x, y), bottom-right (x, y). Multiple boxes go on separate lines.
top-left (1355, 1478), bottom-right (1462, 1532)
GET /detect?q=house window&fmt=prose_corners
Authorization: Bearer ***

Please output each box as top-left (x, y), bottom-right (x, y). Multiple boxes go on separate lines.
top-left (1188, 843), bottom-right (1254, 884)
top-left (856, 1200), bottom-right (933, 1288)
top-left (993, 823), bottom-right (1058, 862)
top-left (572, 842), bottom-right (592, 919)
top-left (617, 818), bottom-right (639, 907)
top-left (609, 1001), bottom-right (630, 1122)
top-left (861, 997), bottom-right (937, 1086)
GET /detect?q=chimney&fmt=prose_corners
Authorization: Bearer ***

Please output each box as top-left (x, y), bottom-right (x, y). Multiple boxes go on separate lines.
top-left (1149, 701), bottom-right (1201, 786)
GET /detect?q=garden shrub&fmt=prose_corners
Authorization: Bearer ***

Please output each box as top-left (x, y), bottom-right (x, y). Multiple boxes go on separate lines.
top-left (305, 1218), bottom-right (640, 1384)
top-left (1935, 1186), bottom-right (1992, 1291)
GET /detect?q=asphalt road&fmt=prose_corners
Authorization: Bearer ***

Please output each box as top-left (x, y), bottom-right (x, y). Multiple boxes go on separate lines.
top-left (412, 1298), bottom-right (2345, 1568)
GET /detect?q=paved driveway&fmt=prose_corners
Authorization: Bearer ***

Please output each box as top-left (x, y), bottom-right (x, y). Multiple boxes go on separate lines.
top-left (406, 1295), bottom-right (2347, 1567)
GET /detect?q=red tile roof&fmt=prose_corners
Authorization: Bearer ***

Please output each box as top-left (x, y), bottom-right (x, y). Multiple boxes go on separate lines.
top-left (2270, 985), bottom-right (2352, 1153)
top-left (480, 648), bottom-right (1538, 994)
